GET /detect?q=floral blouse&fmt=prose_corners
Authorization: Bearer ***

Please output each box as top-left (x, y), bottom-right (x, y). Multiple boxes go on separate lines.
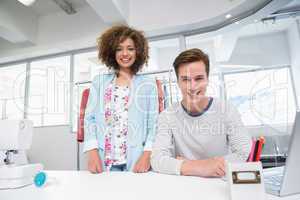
top-left (103, 79), bottom-right (130, 170)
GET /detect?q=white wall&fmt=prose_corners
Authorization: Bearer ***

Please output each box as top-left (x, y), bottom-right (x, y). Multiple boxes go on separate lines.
top-left (287, 19), bottom-right (300, 108)
top-left (79, 143), bottom-right (88, 170)
top-left (151, 31), bottom-right (292, 73)
top-left (27, 125), bottom-right (77, 170)
top-left (147, 47), bottom-right (159, 71)
top-left (157, 46), bottom-right (180, 70)
top-left (187, 40), bottom-right (217, 72)
top-left (154, 41), bottom-right (219, 72)
top-left (224, 31), bottom-right (291, 66)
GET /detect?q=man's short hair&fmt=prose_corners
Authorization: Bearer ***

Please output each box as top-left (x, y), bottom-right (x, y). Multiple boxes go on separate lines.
top-left (173, 48), bottom-right (210, 77)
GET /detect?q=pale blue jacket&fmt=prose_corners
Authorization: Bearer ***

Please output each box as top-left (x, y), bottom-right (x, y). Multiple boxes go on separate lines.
top-left (83, 73), bottom-right (159, 171)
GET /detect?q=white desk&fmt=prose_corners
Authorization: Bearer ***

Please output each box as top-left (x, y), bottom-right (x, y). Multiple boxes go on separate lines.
top-left (1, 171), bottom-right (300, 200)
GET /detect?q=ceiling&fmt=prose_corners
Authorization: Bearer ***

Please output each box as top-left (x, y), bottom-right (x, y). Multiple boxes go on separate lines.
top-left (27, 0), bottom-right (88, 16)
top-left (282, 0), bottom-right (300, 9)
top-left (238, 16), bottom-right (299, 38)
top-left (148, 15), bottom-right (300, 49)
top-left (0, 0), bottom-right (298, 65)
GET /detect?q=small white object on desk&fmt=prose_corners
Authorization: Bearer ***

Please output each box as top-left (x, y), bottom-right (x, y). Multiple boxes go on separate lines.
top-left (226, 161), bottom-right (266, 200)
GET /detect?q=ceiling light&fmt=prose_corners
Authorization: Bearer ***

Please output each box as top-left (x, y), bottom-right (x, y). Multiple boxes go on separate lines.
top-left (53, 0), bottom-right (77, 15)
top-left (225, 14), bottom-right (232, 19)
top-left (17, 0), bottom-right (36, 6)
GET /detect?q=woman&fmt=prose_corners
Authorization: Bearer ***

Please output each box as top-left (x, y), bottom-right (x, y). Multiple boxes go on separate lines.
top-left (83, 25), bottom-right (158, 173)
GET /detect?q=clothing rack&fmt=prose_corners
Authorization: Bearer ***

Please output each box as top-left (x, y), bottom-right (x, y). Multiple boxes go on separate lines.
top-left (74, 68), bottom-right (180, 105)
top-left (75, 68), bottom-right (179, 170)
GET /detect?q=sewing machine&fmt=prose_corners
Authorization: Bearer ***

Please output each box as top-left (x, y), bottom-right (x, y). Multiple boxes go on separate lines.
top-left (0, 120), bottom-right (43, 189)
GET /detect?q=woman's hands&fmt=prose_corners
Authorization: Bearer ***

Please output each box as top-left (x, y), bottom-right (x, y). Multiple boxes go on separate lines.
top-left (87, 149), bottom-right (103, 174)
top-left (133, 151), bottom-right (151, 173)
top-left (87, 149), bottom-right (152, 173)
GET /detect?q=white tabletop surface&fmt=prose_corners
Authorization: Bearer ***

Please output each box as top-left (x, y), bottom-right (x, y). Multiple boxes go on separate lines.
top-left (1, 171), bottom-right (300, 200)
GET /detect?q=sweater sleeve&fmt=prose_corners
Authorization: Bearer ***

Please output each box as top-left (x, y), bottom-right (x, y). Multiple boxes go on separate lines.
top-left (224, 102), bottom-right (252, 162)
top-left (83, 75), bottom-right (101, 153)
top-left (150, 112), bottom-right (184, 175)
top-left (144, 79), bottom-right (159, 151)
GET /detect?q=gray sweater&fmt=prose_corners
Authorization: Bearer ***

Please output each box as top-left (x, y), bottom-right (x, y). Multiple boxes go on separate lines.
top-left (150, 98), bottom-right (251, 175)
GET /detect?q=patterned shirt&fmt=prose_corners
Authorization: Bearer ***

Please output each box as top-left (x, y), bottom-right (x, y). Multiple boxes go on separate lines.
top-left (104, 79), bottom-right (130, 170)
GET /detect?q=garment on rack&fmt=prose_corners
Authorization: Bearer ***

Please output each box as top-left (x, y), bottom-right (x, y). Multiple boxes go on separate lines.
top-left (77, 88), bottom-right (90, 142)
top-left (156, 79), bottom-right (164, 113)
top-left (163, 84), bottom-right (169, 108)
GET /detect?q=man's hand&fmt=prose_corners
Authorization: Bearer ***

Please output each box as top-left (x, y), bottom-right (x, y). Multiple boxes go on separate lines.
top-left (180, 157), bottom-right (225, 177)
top-left (87, 149), bottom-right (103, 174)
top-left (133, 151), bottom-right (151, 173)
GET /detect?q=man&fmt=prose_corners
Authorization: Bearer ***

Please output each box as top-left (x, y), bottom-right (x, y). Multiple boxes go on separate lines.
top-left (151, 48), bottom-right (251, 177)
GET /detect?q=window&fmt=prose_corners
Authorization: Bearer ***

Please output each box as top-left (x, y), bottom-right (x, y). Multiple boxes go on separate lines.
top-left (71, 51), bottom-right (106, 132)
top-left (146, 37), bottom-right (221, 106)
top-left (28, 56), bottom-right (70, 126)
top-left (160, 73), bottom-right (181, 106)
top-left (186, 34), bottom-right (217, 73)
top-left (207, 75), bottom-right (221, 98)
top-left (160, 74), bottom-right (220, 106)
top-left (167, 80), bottom-right (181, 104)
top-left (73, 51), bottom-right (106, 83)
top-left (146, 38), bottom-right (180, 72)
top-left (0, 64), bottom-right (26, 119)
top-left (147, 38), bottom-right (182, 105)
top-left (224, 67), bottom-right (296, 127)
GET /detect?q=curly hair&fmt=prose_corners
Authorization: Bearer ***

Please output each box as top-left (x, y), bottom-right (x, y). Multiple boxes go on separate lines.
top-left (97, 25), bottom-right (149, 75)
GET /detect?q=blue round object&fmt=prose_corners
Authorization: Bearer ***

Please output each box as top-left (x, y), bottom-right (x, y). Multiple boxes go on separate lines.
top-left (34, 171), bottom-right (47, 187)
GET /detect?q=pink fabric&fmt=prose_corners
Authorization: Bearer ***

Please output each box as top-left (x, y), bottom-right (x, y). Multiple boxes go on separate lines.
top-left (77, 88), bottom-right (90, 143)
top-left (156, 79), bottom-right (164, 113)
